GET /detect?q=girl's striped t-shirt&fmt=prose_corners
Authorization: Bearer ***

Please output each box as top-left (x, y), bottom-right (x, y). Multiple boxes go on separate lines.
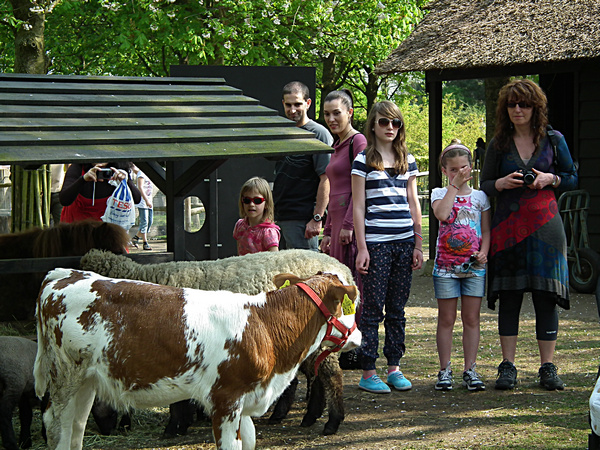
top-left (352, 151), bottom-right (419, 244)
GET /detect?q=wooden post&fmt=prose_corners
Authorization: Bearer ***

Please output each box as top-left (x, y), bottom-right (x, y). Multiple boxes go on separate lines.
top-left (427, 77), bottom-right (443, 262)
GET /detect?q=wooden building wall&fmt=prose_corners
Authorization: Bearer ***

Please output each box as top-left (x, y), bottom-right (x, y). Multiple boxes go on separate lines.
top-left (577, 61), bottom-right (600, 251)
top-left (169, 65), bottom-right (321, 259)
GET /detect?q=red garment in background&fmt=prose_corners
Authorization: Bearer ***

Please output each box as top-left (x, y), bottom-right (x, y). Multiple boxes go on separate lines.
top-left (60, 194), bottom-right (107, 223)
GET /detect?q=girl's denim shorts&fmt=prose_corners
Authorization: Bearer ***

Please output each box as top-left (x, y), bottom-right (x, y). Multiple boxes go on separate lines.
top-left (433, 275), bottom-right (485, 299)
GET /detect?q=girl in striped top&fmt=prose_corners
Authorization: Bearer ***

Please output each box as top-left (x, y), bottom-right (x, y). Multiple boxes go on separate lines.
top-left (351, 101), bottom-right (423, 394)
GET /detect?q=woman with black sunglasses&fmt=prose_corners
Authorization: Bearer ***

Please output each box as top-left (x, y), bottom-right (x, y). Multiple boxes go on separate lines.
top-left (481, 79), bottom-right (578, 391)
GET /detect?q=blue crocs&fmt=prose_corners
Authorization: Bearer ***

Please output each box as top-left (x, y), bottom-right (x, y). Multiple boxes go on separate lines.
top-left (387, 370), bottom-right (412, 391)
top-left (358, 374), bottom-right (391, 394)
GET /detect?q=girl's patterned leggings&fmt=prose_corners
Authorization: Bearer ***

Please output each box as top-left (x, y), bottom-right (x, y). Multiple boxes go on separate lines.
top-left (360, 241), bottom-right (414, 370)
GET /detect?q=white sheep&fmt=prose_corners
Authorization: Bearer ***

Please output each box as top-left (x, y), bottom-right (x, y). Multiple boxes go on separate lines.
top-left (80, 248), bottom-right (358, 436)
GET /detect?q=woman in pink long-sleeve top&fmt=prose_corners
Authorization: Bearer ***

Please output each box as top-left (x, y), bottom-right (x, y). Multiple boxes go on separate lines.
top-left (321, 89), bottom-right (366, 329)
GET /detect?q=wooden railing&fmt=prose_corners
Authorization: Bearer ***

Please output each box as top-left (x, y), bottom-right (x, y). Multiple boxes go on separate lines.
top-left (0, 252), bottom-right (174, 275)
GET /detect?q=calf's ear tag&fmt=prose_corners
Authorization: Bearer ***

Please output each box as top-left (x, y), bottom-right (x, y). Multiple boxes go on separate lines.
top-left (279, 279), bottom-right (291, 289)
top-left (342, 294), bottom-right (355, 315)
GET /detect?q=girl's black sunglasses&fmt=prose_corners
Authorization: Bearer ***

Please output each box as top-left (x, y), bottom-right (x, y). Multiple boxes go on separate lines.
top-left (242, 196), bottom-right (265, 205)
top-left (377, 118), bottom-right (403, 129)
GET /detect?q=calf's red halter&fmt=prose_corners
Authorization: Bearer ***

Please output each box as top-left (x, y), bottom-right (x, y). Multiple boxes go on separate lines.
top-left (296, 282), bottom-right (357, 375)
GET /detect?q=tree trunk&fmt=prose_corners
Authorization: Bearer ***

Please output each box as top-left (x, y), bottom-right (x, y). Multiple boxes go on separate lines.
top-left (9, 0), bottom-right (51, 232)
top-left (484, 77), bottom-right (510, 148)
top-left (318, 53), bottom-right (338, 120)
top-left (364, 68), bottom-right (379, 116)
top-left (10, 0), bottom-right (49, 73)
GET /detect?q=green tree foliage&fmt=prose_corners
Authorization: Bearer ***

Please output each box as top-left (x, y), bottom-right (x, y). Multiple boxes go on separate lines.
top-left (0, 3), bottom-right (17, 73)
top-left (399, 95), bottom-right (486, 172)
top-left (1, 0), bottom-right (487, 180)
top-left (443, 79), bottom-right (485, 107)
top-left (2, 0), bottom-right (425, 109)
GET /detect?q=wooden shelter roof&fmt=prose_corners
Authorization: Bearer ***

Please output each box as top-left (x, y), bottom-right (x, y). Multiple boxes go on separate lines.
top-left (376, 0), bottom-right (600, 76)
top-left (0, 73), bottom-right (331, 166)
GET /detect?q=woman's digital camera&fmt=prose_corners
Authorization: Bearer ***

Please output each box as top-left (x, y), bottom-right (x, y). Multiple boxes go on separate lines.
top-left (518, 169), bottom-right (537, 185)
top-left (97, 168), bottom-right (113, 180)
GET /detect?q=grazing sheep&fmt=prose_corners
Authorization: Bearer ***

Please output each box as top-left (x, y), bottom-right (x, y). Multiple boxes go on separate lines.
top-left (90, 402), bottom-right (132, 436)
top-left (0, 336), bottom-right (47, 450)
top-left (163, 400), bottom-right (207, 438)
top-left (80, 248), bottom-right (358, 436)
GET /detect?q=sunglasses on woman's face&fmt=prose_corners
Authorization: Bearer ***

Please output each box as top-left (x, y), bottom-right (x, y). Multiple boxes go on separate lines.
top-left (377, 117), bottom-right (403, 129)
top-left (242, 196), bottom-right (265, 205)
top-left (506, 101), bottom-right (532, 109)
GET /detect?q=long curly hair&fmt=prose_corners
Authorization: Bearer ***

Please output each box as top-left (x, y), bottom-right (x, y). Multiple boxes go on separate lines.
top-left (493, 79), bottom-right (549, 152)
top-left (363, 101), bottom-right (408, 174)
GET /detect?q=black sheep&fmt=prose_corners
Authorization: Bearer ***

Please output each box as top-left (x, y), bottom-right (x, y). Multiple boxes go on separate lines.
top-left (0, 336), bottom-right (47, 450)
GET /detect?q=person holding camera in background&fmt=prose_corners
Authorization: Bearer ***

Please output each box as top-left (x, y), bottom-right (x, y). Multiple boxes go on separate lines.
top-left (60, 162), bottom-right (141, 223)
top-left (481, 79), bottom-right (578, 391)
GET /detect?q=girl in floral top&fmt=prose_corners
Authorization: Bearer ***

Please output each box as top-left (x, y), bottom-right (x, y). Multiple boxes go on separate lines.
top-left (431, 141), bottom-right (490, 392)
top-left (233, 177), bottom-right (280, 256)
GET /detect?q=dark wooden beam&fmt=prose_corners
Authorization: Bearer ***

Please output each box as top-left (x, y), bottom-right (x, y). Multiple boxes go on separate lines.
top-left (0, 115), bottom-right (291, 132)
top-left (0, 80), bottom-right (239, 95)
top-left (165, 161), bottom-right (186, 260)
top-left (0, 73), bottom-right (227, 85)
top-left (0, 104), bottom-right (279, 119)
top-left (0, 126), bottom-right (313, 147)
top-left (427, 78), bottom-right (443, 262)
top-left (135, 161), bottom-right (167, 193)
top-left (174, 159), bottom-right (225, 198)
top-left (0, 252), bottom-right (174, 274)
top-left (424, 60), bottom-right (585, 82)
top-left (2, 138), bottom-right (331, 166)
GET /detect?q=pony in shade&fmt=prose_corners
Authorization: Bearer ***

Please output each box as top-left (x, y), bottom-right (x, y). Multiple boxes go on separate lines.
top-left (0, 219), bottom-right (130, 320)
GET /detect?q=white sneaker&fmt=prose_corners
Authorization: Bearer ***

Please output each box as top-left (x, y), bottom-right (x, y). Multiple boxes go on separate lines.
top-left (435, 362), bottom-right (453, 391)
top-left (463, 363), bottom-right (485, 391)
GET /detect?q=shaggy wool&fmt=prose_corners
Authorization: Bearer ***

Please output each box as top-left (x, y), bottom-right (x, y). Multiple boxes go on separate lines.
top-left (80, 249), bottom-right (357, 297)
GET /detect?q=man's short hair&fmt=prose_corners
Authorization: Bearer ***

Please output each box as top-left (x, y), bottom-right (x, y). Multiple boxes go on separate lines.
top-left (282, 81), bottom-right (310, 100)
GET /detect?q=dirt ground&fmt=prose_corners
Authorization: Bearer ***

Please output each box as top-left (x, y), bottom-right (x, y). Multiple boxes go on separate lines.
top-left (53, 269), bottom-right (597, 450)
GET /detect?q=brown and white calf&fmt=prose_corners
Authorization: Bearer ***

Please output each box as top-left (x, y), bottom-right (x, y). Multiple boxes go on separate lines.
top-left (34, 269), bottom-right (360, 450)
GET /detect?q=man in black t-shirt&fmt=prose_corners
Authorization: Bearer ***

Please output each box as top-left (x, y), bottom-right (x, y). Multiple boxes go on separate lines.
top-left (273, 81), bottom-right (333, 250)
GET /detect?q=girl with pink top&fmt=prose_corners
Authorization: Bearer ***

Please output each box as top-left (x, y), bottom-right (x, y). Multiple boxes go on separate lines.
top-left (233, 177), bottom-right (280, 256)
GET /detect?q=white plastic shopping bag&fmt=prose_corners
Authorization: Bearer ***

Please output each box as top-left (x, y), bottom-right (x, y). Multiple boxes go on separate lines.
top-left (101, 178), bottom-right (136, 231)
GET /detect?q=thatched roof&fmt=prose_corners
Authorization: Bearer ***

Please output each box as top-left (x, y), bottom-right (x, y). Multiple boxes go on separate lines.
top-left (376, 0), bottom-right (600, 75)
